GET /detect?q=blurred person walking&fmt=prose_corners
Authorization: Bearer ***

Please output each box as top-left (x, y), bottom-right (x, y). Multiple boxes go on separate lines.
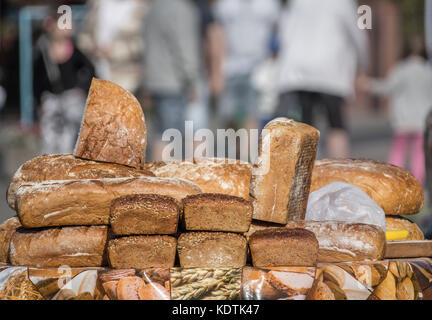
top-left (78, 0), bottom-right (149, 95)
top-left (360, 37), bottom-right (432, 186)
top-left (427, 0), bottom-right (432, 63)
top-left (276, 0), bottom-right (368, 159)
top-left (143, 0), bottom-right (200, 160)
top-left (34, 12), bottom-right (95, 154)
top-left (214, 0), bottom-right (280, 131)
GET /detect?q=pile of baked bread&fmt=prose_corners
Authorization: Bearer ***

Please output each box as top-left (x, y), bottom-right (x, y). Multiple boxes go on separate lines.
top-left (0, 78), bottom-right (425, 269)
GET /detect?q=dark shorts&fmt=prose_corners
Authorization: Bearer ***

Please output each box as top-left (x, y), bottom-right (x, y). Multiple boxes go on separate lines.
top-left (277, 90), bottom-right (345, 129)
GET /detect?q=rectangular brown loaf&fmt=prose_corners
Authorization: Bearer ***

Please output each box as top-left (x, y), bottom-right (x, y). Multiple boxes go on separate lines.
top-left (177, 232), bottom-right (247, 268)
top-left (107, 236), bottom-right (176, 269)
top-left (182, 193), bottom-right (252, 233)
top-left (0, 217), bottom-right (21, 263)
top-left (110, 194), bottom-right (179, 235)
top-left (144, 157), bottom-right (252, 200)
top-left (250, 118), bottom-right (319, 224)
top-left (7, 154), bottom-right (154, 210)
top-left (249, 228), bottom-right (319, 267)
top-left (15, 176), bottom-right (201, 228)
top-left (9, 226), bottom-right (108, 267)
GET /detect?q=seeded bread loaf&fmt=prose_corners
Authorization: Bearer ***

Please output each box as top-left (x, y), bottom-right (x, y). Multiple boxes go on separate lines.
top-left (16, 176), bottom-right (201, 228)
top-left (310, 158), bottom-right (424, 215)
top-left (9, 226), bottom-right (108, 267)
top-left (7, 154), bottom-right (154, 210)
top-left (182, 193), bottom-right (252, 232)
top-left (177, 232), bottom-right (247, 268)
top-left (0, 217), bottom-right (21, 263)
top-left (249, 228), bottom-right (319, 267)
top-left (250, 118), bottom-right (320, 224)
top-left (107, 236), bottom-right (177, 269)
top-left (74, 78), bottom-right (147, 169)
top-left (144, 157), bottom-right (252, 200)
top-left (110, 194), bottom-right (179, 235)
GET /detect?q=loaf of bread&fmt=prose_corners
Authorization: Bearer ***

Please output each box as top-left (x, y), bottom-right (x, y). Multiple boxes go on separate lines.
top-left (386, 216), bottom-right (424, 240)
top-left (110, 194), bottom-right (179, 235)
top-left (250, 118), bottom-right (320, 224)
top-left (16, 176), bottom-right (201, 228)
top-left (249, 228), bottom-right (319, 267)
top-left (144, 157), bottom-right (252, 200)
top-left (310, 158), bottom-right (424, 215)
top-left (0, 217), bottom-right (21, 263)
top-left (177, 232), bottom-right (247, 267)
top-left (9, 226), bottom-right (108, 267)
top-left (284, 221), bottom-right (386, 262)
top-left (107, 236), bottom-right (176, 269)
top-left (74, 78), bottom-right (147, 169)
top-left (7, 154), bottom-right (154, 210)
top-left (182, 193), bottom-right (252, 232)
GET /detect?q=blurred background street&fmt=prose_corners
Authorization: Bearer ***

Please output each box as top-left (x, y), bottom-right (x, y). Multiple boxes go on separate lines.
top-left (0, 0), bottom-right (431, 236)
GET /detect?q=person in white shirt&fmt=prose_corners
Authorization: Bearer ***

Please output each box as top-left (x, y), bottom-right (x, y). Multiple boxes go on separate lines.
top-left (276, 0), bottom-right (368, 158)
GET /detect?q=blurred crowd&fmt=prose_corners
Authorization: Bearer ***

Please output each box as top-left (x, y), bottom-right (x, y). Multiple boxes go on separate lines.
top-left (0, 0), bottom-right (432, 190)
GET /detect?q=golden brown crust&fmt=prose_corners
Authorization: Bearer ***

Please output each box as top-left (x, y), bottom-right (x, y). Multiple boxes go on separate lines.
top-left (143, 157), bottom-right (252, 200)
top-left (7, 154), bottom-right (154, 210)
top-left (385, 216), bottom-right (424, 240)
top-left (310, 158), bottom-right (424, 215)
top-left (74, 78), bottom-right (147, 169)
top-left (182, 193), bottom-right (253, 232)
top-left (107, 236), bottom-right (176, 269)
top-left (0, 217), bottom-right (21, 263)
top-left (250, 118), bottom-right (320, 224)
top-left (9, 226), bottom-right (108, 267)
top-left (177, 232), bottom-right (247, 268)
top-left (15, 176), bottom-right (201, 228)
top-left (110, 194), bottom-right (179, 235)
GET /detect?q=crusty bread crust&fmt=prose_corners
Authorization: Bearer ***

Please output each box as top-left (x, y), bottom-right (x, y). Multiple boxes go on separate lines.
top-left (7, 154), bottom-right (154, 210)
top-left (16, 176), bottom-right (201, 228)
top-left (250, 118), bottom-right (320, 224)
top-left (310, 158), bottom-right (424, 215)
top-left (144, 157), bottom-right (252, 200)
top-left (74, 78), bottom-right (147, 169)
top-left (385, 216), bottom-right (424, 240)
top-left (0, 217), bottom-right (21, 263)
top-left (9, 226), bottom-right (108, 267)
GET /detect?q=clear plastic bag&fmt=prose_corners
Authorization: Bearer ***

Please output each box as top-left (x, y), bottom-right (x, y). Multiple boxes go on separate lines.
top-left (305, 182), bottom-right (386, 230)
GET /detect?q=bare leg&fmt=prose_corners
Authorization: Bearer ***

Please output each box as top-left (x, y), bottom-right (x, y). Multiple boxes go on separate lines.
top-left (327, 129), bottom-right (350, 159)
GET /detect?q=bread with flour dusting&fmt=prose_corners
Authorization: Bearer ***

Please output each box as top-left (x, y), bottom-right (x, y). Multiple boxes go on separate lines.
top-left (310, 158), bottom-right (424, 215)
top-left (9, 225), bottom-right (108, 267)
top-left (74, 78), bottom-right (147, 169)
top-left (250, 118), bottom-right (320, 224)
top-left (0, 216), bottom-right (21, 263)
top-left (15, 176), bottom-right (201, 228)
top-left (144, 158), bottom-right (252, 200)
top-left (7, 154), bottom-right (154, 210)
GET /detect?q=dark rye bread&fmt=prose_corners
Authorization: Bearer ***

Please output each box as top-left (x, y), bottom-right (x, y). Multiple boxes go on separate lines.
top-left (7, 154), bottom-right (154, 210)
top-left (9, 226), bottom-right (108, 267)
top-left (249, 228), bottom-right (319, 267)
top-left (182, 193), bottom-right (252, 232)
top-left (110, 194), bottom-right (179, 235)
top-left (107, 236), bottom-right (176, 269)
top-left (177, 232), bottom-right (247, 268)
top-left (0, 217), bottom-right (21, 263)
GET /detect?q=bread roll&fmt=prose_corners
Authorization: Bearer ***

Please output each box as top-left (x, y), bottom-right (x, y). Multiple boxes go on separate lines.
top-left (110, 194), bottom-right (179, 235)
top-left (7, 154), bottom-right (154, 210)
top-left (74, 78), bottom-right (147, 169)
top-left (144, 157), bottom-right (252, 200)
top-left (107, 236), bottom-right (176, 269)
top-left (0, 217), bottom-right (21, 263)
top-left (182, 193), bottom-right (252, 233)
top-left (177, 232), bottom-right (247, 267)
top-left (250, 118), bottom-right (320, 224)
top-left (386, 216), bottom-right (424, 240)
top-left (16, 176), bottom-right (201, 228)
top-left (249, 228), bottom-right (319, 267)
top-left (310, 158), bottom-right (424, 215)
top-left (9, 226), bottom-right (108, 267)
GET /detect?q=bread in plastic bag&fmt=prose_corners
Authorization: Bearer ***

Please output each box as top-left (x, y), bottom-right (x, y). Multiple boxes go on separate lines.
top-left (305, 182), bottom-right (386, 230)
